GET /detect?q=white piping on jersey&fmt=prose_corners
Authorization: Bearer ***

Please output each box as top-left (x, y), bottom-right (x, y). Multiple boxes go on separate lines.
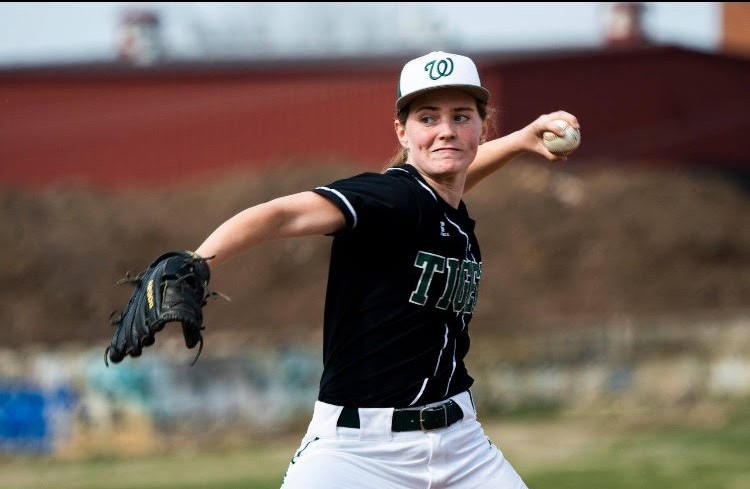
top-left (415, 180), bottom-right (437, 201)
top-left (409, 378), bottom-right (429, 406)
top-left (386, 167), bottom-right (438, 201)
top-left (445, 213), bottom-right (477, 330)
top-left (444, 214), bottom-right (474, 261)
top-left (433, 323), bottom-right (449, 376)
top-left (413, 324), bottom-right (455, 405)
top-left (444, 339), bottom-right (458, 397)
top-left (315, 186), bottom-right (358, 229)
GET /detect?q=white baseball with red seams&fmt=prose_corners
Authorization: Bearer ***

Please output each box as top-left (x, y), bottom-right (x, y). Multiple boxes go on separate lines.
top-left (543, 119), bottom-right (581, 156)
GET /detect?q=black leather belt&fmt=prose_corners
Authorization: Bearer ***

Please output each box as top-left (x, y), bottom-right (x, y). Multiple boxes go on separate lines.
top-left (337, 400), bottom-right (464, 432)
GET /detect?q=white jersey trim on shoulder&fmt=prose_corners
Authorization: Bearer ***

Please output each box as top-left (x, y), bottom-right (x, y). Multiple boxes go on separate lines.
top-left (316, 186), bottom-right (358, 229)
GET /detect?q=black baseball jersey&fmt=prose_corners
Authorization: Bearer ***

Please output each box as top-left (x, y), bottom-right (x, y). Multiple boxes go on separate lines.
top-left (312, 164), bottom-right (482, 408)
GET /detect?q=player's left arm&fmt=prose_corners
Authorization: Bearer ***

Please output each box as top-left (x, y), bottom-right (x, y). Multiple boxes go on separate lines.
top-left (195, 191), bottom-right (345, 269)
top-left (464, 110), bottom-right (580, 193)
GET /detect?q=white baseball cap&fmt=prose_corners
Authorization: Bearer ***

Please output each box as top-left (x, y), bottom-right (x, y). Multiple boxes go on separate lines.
top-left (396, 51), bottom-right (490, 112)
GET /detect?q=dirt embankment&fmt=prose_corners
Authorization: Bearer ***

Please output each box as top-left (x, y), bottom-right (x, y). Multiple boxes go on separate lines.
top-left (2, 158), bottom-right (749, 349)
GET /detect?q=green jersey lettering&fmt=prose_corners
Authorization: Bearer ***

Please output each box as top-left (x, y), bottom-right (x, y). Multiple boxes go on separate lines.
top-left (436, 257), bottom-right (460, 310)
top-left (462, 261), bottom-right (482, 313)
top-left (409, 251), bottom-right (445, 305)
top-left (452, 261), bottom-right (469, 312)
top-left (410, 250), bottom-right (481, 312)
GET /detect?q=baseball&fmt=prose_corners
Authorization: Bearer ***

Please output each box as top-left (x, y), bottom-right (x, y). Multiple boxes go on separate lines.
top-left (542, 119), bottom-right (581, 156)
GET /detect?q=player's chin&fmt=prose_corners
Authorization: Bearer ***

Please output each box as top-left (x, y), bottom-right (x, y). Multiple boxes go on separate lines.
top-left (431, 154), bottom-right (472, 173)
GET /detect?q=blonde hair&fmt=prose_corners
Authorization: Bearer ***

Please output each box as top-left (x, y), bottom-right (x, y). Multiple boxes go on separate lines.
top-left (383, 100), bottom-right (495, 171)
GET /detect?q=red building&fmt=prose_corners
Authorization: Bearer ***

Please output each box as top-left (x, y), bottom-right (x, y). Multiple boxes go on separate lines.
top-left (2, 45), bottom-right (750, 188)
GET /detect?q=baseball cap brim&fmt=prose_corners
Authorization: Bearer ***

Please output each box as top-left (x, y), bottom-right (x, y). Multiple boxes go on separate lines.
top-left (396, 84), bottom-right (491, 112)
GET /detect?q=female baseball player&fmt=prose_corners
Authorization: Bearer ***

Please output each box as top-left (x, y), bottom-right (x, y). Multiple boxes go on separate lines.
top-left (194, 51), bottom-right (579, 488)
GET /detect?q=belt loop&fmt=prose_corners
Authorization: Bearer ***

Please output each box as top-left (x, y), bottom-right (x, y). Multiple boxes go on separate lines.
top-left (356, 407), bottom-right (394, 441)
top-left (311, 401), bottom-right (348, 438)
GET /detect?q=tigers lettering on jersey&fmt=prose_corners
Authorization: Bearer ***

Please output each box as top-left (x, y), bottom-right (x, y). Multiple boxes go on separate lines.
top-left (409, 251), bottom-right (481, 313)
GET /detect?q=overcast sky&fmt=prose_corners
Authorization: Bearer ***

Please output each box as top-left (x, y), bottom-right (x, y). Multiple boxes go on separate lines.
top-left (0, 2), bottom-right (722, 66)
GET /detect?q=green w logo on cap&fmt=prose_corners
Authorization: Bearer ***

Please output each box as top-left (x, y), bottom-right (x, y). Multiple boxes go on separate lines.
top-left (396, 51), bottom-right (490, 111)
top-left (424, 57), bottom-right (454, 81)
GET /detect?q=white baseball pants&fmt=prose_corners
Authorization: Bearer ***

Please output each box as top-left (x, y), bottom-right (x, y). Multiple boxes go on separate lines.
top-left (280, 390), bottom-right (528, 489)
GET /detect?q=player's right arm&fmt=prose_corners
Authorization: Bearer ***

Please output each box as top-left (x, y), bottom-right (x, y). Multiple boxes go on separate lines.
top-left (195, 191), bottom-right (345, 269)
top-left (464, 110), bottom-right (580, 193)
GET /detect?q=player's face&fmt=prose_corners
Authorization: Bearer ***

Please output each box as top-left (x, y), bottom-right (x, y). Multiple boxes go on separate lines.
top-left (396, 89), bottom-right (487, 180)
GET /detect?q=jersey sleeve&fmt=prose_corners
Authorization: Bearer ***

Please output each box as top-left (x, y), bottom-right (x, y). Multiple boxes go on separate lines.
top-left (313, 172), bottom-right (416, 234)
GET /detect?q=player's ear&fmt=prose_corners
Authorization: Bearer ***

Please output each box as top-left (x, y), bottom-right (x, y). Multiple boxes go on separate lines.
top-left (480, 119), bottom-right (489, 145)
top-left (394, 119), bottom-right (408, 148)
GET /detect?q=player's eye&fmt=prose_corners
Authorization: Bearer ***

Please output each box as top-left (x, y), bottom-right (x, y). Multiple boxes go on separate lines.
top-left (454, 114), bottom-right (470, 123)
top-left (420, 115), bottom-right (436, 125)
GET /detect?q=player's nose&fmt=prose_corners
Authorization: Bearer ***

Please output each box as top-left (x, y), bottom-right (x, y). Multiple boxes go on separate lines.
top-left (436, 120), bottom-right (457, 139)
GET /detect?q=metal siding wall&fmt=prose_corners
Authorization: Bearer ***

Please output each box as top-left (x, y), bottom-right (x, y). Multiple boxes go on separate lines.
top-left (0, 72), bottom-right (396, 187)
top-left (489, 50), bottom-right (750, 165)
top-left (2, 49), bottom-right (749, 188)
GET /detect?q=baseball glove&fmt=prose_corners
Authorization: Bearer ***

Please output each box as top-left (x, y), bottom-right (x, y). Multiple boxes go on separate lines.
top-left (105, 250), bottom-right (224, 366)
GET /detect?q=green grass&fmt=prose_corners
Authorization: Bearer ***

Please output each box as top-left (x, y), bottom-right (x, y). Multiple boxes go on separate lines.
top-left (516, 399), bottom-right (750, 489)
top-left (0, 442), bottom-right (292, 489)
top-left (2, 399), bottom-right (749, 489)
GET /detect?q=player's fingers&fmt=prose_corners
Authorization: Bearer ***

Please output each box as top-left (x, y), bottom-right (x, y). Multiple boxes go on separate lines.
top-left (537, 141), bottom-right (566, 162)
top-left (547, 110), bottom-right (580, 130)
top-left (544, 151), bottom-right (567, 163)
top-left (533, 113), bottom-right (567, 136)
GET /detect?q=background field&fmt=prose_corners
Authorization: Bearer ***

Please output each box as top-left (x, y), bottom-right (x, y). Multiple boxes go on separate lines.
top-left (3, 397), bottom-right (749, 489)
top-left (3, 159), bottom-right (749, 347)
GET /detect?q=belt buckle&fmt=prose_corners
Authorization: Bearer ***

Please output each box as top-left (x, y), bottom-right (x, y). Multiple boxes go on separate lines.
top-left (419, 404), bottom-right (448, 431)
